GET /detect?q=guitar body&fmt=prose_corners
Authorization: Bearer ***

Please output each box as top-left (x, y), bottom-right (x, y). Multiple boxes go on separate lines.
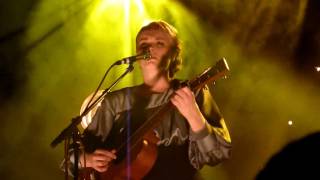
top-left (80, 130), bottom-right (159, 180)
top-left (99, 130), bottom-right (159, 180)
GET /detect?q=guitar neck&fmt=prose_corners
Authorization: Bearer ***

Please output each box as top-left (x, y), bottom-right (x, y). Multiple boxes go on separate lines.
top-left (189, 58), bottom-right (229, 90)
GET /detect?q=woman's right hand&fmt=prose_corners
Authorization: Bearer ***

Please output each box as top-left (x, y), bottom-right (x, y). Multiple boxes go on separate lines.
top-left (81, 149), bottom-right (117, 172)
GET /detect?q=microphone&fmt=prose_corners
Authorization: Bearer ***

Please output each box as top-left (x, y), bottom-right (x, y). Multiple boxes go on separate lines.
top-left (115, 51), bottom-right (151, 65)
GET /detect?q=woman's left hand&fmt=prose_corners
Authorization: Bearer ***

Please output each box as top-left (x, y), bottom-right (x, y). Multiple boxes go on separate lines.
top-left (170, 87), bottom-right (206, 132)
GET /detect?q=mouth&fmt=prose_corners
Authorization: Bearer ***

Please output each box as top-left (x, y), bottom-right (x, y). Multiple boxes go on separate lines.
top-left (146, 55), bottom-right (156, 61)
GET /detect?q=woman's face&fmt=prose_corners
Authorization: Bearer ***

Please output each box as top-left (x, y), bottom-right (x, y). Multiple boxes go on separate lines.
top-left (136, 29), bottom-right (173, 72)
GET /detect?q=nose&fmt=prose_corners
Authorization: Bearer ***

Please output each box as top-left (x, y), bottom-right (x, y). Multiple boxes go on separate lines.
top-left (144, 50), bottom-right (152, 60)
top-left (142, 46), bottom-right (149, 52)
top-left (149, 44), bottom-right (157, 52)
top-left (144, 45), bottom-right (153, 51)
top-left (143, 46), bottom-right (153, 56)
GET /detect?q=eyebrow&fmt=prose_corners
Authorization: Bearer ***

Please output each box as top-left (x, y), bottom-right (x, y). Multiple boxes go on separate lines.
top-left (138, 37), bottom-right (148, 41)
top-left (138, 37), bottom-right (167, 43)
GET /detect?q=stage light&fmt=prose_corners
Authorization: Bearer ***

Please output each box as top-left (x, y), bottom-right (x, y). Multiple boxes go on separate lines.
top-left (288, 120), bottom-right (293, 126)
top-left (315, 66), bottom-right (320, 72)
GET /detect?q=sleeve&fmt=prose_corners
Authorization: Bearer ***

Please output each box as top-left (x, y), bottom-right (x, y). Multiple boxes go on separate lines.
top-left (81, 97), bottom-right (116, 152)
top-left (188, 86), bottom-right (232, 169)
top-left (60, 96), bottom-right (116, 176)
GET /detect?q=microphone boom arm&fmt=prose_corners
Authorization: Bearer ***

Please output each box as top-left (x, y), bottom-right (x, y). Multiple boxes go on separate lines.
top-left (50, 64), bottom-right (135, 148)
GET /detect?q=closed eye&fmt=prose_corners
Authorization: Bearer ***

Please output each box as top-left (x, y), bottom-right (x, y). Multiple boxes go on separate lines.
top-left (156, 41), bottom-right (165, 47)
top-left (138, 43), bottom-right (149, 51)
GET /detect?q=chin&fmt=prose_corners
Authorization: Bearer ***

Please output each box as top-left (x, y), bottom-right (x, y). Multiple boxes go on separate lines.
top-left (139, 60), bottom-right (154, 68)
top-left (143, 59), bottom-right (158, 65)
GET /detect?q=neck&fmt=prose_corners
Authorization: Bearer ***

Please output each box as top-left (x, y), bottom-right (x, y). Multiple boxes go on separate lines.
top-left (142, 71), bottom-right (171, 93)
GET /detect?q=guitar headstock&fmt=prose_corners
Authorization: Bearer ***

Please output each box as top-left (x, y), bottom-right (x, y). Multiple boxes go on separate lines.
top-left (189, 58), bottom-right (230, 90)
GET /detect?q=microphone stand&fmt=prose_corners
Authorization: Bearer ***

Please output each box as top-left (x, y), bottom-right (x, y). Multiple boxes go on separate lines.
top-left (50, 64), bottom-right (135, 180)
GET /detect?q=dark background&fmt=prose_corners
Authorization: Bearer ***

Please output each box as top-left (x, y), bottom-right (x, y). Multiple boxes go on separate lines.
top-left (1, 0), bottom-right (319, 179)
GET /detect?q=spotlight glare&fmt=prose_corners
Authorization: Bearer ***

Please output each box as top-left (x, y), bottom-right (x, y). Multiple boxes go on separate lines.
top-left (288, 120), bottom-right (293, 126)
top-left (134, 0), bottom-right (144, 14)
top-left (315, 66), bottom-right (320, 72)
